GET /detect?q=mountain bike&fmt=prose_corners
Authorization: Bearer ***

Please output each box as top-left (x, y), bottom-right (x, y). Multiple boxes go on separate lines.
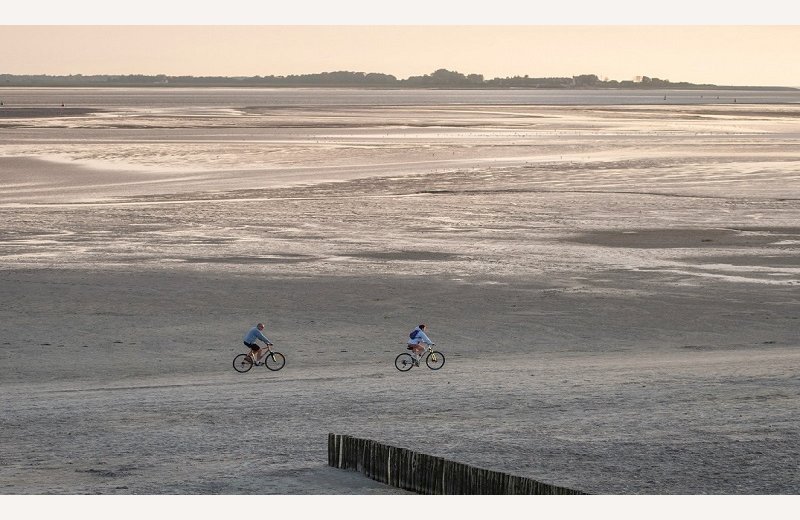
top-left (233, 346), bottom-right (285, 373)
top-left (395, 344), bottom-right (445, 371)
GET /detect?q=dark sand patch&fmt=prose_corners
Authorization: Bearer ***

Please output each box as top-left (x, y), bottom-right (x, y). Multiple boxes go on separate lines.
top-left (183, 254), bottom-right (313, 265)
top-left (0, 107), bottom-right (103, 118)
top-left (568, 227), bottom-right (800, 249)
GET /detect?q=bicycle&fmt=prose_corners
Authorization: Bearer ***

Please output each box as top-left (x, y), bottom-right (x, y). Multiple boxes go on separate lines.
top-left (233, 346), bottom-right (286, 373)
top-left (395, 344), bottom-right (445, 371)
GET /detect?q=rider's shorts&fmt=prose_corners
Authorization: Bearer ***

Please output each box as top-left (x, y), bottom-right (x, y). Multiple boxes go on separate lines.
top-left (244, 341), bottom-right (259, 351)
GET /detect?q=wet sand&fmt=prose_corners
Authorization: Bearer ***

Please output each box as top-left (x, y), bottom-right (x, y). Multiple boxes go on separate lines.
top-left (1, 99), bottom-right (799, 494)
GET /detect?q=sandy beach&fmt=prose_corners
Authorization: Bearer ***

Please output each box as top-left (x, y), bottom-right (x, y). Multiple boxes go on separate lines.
top-left (1, 90), bottom-right (799, 494)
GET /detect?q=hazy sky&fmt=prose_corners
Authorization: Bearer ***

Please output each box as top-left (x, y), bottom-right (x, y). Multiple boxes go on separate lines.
top-left (2, 25), bottom-right (799, 87)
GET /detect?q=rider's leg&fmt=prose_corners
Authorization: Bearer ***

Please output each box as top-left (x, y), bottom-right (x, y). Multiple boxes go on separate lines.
top-left (244, 342), bottom-right (258, 363)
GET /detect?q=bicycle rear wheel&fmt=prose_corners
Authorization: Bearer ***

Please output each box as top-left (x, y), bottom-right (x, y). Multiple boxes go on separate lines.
top-left (265, 351), bottom-right (286, 371)
top-left (426, 351), bottom-right (445, 370)
top-left (395, 353), bottom-right (414, 372)
top-left (233, 353), bottom-right (254, 373)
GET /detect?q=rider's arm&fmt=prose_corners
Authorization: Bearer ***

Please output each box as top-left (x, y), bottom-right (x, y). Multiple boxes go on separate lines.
top-left (256, 330), bottom-right (272, 344)
top-left (418, 330), bottom-right (433, 345)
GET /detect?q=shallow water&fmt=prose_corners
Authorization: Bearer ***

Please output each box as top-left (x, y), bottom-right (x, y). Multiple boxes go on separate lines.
top-left (2, 86), bottom-right (799, 108)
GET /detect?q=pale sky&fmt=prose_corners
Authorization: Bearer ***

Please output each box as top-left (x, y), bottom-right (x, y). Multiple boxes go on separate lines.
top-left (3, 2), bottom-right (799, 86)
top-left (2, 25), bottom-right (799, 87)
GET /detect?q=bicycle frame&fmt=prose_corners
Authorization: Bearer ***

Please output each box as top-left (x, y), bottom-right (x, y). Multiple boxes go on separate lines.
top-left (251, 346), bottom-right (275, 362)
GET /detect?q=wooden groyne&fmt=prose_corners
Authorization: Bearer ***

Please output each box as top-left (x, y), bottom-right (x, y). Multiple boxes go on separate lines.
top-left (328, 433), bottom-right (585, 495)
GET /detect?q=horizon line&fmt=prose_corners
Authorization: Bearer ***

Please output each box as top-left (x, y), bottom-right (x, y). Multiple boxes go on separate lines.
top-left (1, 71), bottom-right (797, 90)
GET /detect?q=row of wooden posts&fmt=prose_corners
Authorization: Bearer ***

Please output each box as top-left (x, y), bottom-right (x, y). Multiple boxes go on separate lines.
top-left (328, 433), bottom-right (585, 495)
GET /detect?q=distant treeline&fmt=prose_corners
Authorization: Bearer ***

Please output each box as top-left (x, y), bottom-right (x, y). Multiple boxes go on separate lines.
top-left (0, 69), bottom-right (795, 90)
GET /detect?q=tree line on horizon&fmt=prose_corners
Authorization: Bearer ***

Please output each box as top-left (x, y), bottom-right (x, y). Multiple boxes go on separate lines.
top-left (0, 69), bottom-right (793, 90)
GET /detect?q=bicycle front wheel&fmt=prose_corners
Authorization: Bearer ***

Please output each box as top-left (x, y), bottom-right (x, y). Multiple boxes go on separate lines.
top-left (265, 352), bottom-right (286, 371)
top-left (395, 353), bottom-right (414, 372)
top-left (233, 353), bottom-right (254, 373)
top-left (426, 351), bottom-right (445, 370)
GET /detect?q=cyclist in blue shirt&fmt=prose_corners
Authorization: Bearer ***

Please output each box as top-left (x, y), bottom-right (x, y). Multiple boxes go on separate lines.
top-left (407, 324), bottom-right (434, 366)
top-left (243, 323), bottom-right (273, 365)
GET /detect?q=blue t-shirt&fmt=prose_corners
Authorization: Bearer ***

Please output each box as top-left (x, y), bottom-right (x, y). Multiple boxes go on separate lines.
top-left (244, 326), bottom-right (270, 345)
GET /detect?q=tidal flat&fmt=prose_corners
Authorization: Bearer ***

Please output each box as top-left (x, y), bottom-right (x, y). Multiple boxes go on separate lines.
top-left (1, 89), bottom-right (799, 494)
